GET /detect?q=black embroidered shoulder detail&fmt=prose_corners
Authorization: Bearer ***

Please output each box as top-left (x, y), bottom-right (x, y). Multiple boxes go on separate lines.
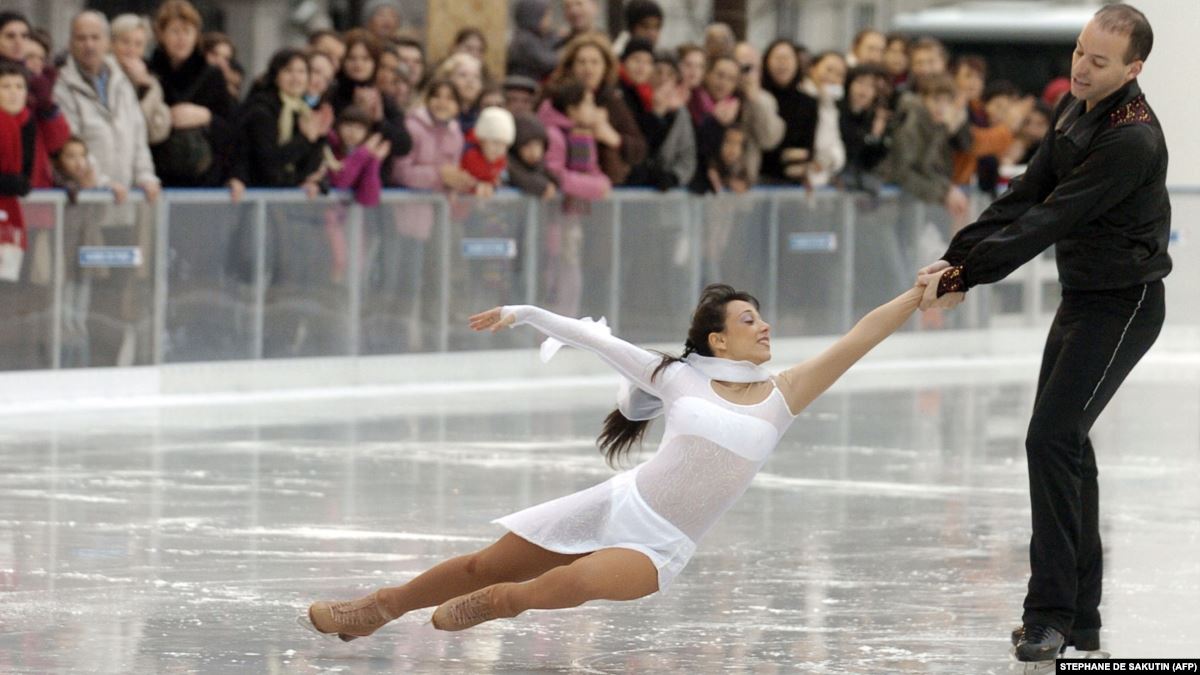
top-left (1108, 94), bottom-right (1152, 128)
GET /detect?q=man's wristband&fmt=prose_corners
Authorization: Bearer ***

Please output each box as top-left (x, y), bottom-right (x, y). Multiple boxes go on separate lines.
top-left (937, 266), bottom-right (966, 297)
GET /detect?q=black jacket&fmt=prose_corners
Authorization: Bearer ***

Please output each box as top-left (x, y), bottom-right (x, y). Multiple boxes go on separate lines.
top-left (148, 47), bottom-right (235, 186)
top-left (943, 81), bottom-right (1171, 292)
top-left (231, 89), bottom-right (325, 187)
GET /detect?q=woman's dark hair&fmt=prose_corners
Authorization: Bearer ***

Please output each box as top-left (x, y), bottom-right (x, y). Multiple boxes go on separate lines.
top-left (453, 27), bottom-right (487, 52)
top-left (596, 283), bottom-right (760, 467)
top-left (0, 60), bottom-right (26, 79)
top-left (423, 76), bottom-right (462, 109)
top-left (253, 47), bottom-right (307, 93)
top-left (548, 76), bottom-right (588, 114)
top-left (0, 12), bottom-right (30, 34)
top-left (760, 38), bottom-right (800, 91)
top-left (341, 28), bottom-right (382, 77)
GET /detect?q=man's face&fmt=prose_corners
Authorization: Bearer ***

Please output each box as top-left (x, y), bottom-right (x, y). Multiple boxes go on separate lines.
top-left (366, 7), bottom-right (401, 39)
top-left (563, 0), bottom-right (597, 32)
top-left (734, 44), bottom-right (760, 89)
top-left (0, 74), bottom-right (28, 114)
top-left (923, 92), bottom-right (954, 125)
top-left (503, 88), bottom-right (534, 115)
top-left (313, 35), bottom-right (345, 71)
top-left (631, 18), bottom-right (662, 46)
top-left (1071, 19), bottom-right (1141, 108)
top-left (909, 47), bottom-right (945, 80)
top-left (954, 64), bottom-right (983, 102)
top-left (622, 52), bottom-right (653, 84)
top-left (71, 14), bottom-right (111, 76)
top-left (0, 19), bottom-right (30, 61)
top-left (57, 141), bottom-right (91, 181)
top-left (855, 32), bottom-right (886, 65)
top-left (397, 45), bottom-right (423, 85)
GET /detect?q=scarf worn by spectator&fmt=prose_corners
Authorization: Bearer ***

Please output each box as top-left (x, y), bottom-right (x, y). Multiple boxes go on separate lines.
top-left (618, 66), bottom-right (654, 113)
top-left (277, 92), bottom-right (310, 144)
top-left (0, 104), bottom-right (32, 235)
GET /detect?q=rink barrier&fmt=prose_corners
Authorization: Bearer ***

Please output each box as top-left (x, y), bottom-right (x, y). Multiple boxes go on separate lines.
top-left (2, 186), bottom-right (1195, 373)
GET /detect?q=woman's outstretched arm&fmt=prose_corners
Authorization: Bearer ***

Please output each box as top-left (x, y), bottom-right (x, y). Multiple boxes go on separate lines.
top-left (470, 305), bottom-right (674, 396)
top-left (775, 286), bottom-right (924, 415)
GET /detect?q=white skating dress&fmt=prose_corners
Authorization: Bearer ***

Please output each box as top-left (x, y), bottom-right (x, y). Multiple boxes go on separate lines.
top-left (493, 305), bottom-right (797, 592)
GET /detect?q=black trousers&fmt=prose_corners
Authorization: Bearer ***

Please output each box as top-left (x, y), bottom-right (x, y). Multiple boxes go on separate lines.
top-left (1022, 281), bottom-right (1165, 635)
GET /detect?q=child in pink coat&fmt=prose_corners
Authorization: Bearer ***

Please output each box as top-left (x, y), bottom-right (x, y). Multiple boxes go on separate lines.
top-left (536, 78), bottom-right (611, 203)
top-left (535, 78), bottom-right (612, 316)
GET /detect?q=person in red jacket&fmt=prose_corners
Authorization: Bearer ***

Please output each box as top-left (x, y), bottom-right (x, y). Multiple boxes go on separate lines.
top-left (459, 105), bottom-right (515, 197)
top-left (1, 60), bottom-right (69, 279)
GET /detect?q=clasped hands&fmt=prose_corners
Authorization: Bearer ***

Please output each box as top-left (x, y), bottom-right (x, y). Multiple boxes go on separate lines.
top-left (915, 260), bottom-right (965, 311)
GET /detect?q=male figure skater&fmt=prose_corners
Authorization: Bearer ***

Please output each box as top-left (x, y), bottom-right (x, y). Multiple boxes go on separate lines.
top-left (917, 3), bottom-right (1170, 663)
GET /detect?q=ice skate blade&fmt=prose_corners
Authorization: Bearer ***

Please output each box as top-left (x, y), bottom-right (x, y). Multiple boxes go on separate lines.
top-left (296, 613), bottom-right (360, 642)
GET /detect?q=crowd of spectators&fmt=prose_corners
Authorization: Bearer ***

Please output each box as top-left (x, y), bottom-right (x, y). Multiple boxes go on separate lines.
top-left (1, 0), bottom-right (1075, 246)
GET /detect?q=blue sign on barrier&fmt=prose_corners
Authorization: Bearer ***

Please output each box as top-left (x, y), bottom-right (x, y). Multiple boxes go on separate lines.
top-left (461, 238), bottom-right (518, 260)
top-left (787, 232), bottom-right (838, 253)
top-left (78, 246), bottom-right (143, 267)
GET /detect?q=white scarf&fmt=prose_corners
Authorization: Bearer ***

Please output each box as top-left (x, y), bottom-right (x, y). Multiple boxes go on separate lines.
top-left (539, 317), bottom-right (772, 421)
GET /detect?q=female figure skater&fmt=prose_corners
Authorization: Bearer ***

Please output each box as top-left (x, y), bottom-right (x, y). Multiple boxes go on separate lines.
top-left (304, 281), bottom-right (925, 639)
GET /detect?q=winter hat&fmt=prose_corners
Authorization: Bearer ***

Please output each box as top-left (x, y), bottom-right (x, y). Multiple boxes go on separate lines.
top-left (361, 0), bottom-right (402, 24)
top-left (1041, 77), bottom-right (1071, 107)
top-left (502, 74), bottom-right (540, 95)
top-left (473, 106), bottom-right (516, 145)
top-left (512, 113), bottom-right (548, 150)
top-left (621, 37), bottom-right (655, 62)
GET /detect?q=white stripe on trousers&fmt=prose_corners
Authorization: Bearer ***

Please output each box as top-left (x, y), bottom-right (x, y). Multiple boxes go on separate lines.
top-left (1083, 283), bottom-right (1149, 412)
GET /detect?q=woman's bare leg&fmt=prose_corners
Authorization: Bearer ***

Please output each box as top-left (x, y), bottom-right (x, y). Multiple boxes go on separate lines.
top-left (431, 547), bottom-right (659, 630)
top-left (307, 533), bottom-right (583, 639)
top-left (375, 532), bottom-right (585, 618)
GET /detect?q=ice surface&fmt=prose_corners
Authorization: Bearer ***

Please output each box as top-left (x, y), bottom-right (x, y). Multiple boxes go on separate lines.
top-left (1, 358), bottom-right (1197, 673)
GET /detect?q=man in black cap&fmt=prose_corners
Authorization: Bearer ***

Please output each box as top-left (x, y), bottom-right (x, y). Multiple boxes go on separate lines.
top-left (917, 3), bottom-right (1170, 663)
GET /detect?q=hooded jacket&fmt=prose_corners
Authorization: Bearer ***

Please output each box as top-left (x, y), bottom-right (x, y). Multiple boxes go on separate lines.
top-left (506, 0), bottom-right (559, 81)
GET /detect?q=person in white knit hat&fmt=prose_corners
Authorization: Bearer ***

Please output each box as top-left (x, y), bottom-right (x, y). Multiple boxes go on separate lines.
top-left (460, 105), bottom-right (514, 197)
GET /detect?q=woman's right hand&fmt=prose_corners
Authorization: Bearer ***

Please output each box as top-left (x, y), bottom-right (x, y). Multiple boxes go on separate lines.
top-left (118, 56), bottom-right (150, 86)
top-left (468, 307), bottom-right (515, 332)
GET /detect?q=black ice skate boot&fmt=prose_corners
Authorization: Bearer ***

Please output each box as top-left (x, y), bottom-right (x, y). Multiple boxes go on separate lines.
top-left (1011, 625), bottom-right (1105, 656)
top-left (1013, 624), bottom-right (1066, 662)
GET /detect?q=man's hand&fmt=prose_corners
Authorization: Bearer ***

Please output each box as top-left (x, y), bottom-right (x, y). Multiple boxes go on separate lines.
top-left (918, 268), bottom-right (966, 311)
top-left (468, 307), bottom-right (515, 332)
top-left (139, 180), bottom-right (161, 203)
top-left (228, 178), bottom-right (245, 203)
top-left (944, 186), bottom-right (969, 221)
top-left (110, 182), bottom-right (128, 204)
top-left (917, 259), bottom-right (951, 281)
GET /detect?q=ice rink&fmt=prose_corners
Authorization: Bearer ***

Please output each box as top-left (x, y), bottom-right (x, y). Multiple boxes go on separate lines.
top-left (1, 354), bottom-right (1198, 674)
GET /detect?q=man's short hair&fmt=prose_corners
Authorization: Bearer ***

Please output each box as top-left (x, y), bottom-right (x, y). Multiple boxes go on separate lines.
top-left (952, 54), bottom-right (987, 79)
top-left (0, 60), bottom-right (26, 79)
top-left (625, 0), bottom-right (663, 29)
top-left (307, 29), bottom-right (342, 46)
top-left (852, 28), bottom-right (884, 49)
top-left (918, 73), bottom-right (956, 98)
top-left (983, 79), bottom-right (1021, 103)
top-left (393, 35), bottom-right (423, 55)
top-left (909, 36), bottom-right (946, 59)
top-left (1093, 4), bottom-right (1153, 63)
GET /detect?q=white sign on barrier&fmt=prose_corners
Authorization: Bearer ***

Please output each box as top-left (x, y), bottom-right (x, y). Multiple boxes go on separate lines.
top-left (78, 246), bottom-right (143, 268)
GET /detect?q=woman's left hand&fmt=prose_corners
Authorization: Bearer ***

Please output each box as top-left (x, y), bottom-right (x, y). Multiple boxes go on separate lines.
top-left (468, 307), bottom-right (515, 332)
